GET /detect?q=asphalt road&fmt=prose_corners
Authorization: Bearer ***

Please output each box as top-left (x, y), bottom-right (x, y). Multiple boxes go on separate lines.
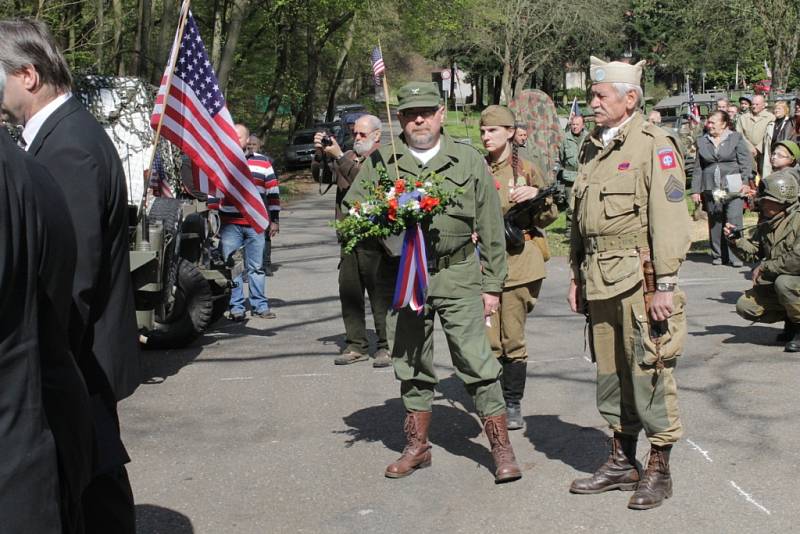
top-left (124, 189), bottom-right (799, 533)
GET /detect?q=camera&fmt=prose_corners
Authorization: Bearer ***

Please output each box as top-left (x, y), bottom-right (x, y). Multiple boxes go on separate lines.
top-left (321, 134), bottom-right (333, 147)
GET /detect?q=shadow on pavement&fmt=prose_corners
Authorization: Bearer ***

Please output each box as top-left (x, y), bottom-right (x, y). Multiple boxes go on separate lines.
top-left (136, 504), bottom-right (193, 534)
top-left (339, 375), bottom-right (496, 475)
top-left (695, 323), bottom-right (780, 345)
top-left (523, 415), bottom-right (608, 474)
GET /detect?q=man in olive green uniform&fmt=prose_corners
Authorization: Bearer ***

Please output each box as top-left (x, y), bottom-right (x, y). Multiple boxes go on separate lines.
top-left (567, 57), bottom-right (691, 510)
top-left (559, 114), bottom-right (588, 230)
top-left (344, 82), bottom-right (521, 484)
top-left (481, 105), bottom-right (558, 431)
top-left (312, 115), bottom-right (392, 368)
top-left (726, 170), bottom-right (800, 352)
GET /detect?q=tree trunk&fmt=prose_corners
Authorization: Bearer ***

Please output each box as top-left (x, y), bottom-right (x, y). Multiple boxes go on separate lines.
top-left (325, 16), bottom-right (356, 122)
top-left (772, 33), bottom-right (800, 93)
top-left (475, 74), bottom-right (483, 108)
top-left (492, 75), bottom-right (502, 105)
top-left (111, 0), bottom-right (124, 74)
top-left (254, 9), bottom-right (296, 138)
top-left (132, 0), bottom-right (152, 77)
top-left (94, 0), bottom-right (104, 69)
top-left (297, 27), bottom-right (320, 128)
top-left (152, 0), bottom-right (179, 84)
top-left (216, 0), bottom-right (250, 94)
top-left (210, 0), bottom-right (225, 72)
top-left (500, 41), bottom-right (513, 105)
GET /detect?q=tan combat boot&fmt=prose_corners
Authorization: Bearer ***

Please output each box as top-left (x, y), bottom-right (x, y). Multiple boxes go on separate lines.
top-left (628, 445), bottom-right (673, 510)
top-left (385, 411), bottom-right (432, 478)
top-left (483, 414), bottom-right (522, 483)
top-left (570, 434), bottom-right (640, 494)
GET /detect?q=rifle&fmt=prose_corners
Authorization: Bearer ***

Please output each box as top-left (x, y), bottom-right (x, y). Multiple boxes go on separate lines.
top-left (503, 185), bottom-right (558, 250)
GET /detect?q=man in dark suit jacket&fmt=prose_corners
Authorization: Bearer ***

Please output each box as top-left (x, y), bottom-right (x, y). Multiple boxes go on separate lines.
top-left (0, 19), bottom-right (140, 533)
top-left (0, 118), bottom-right (94, 531)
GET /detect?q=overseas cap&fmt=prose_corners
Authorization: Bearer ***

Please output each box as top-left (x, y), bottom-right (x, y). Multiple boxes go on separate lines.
top-left (776, 140), bottom-right (800, 162)
top-left (397, 82), bottom-right (441, 111)
top-left (480, 105), bottom-right (515, 127)
top-left (590, 56), bottom-right (646, 86)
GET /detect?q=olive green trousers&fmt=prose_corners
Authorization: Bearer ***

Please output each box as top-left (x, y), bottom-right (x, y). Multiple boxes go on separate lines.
top-left (736, 275), bottom-right (800, 323)
top-left (588, 285), bottom-right (684, 446)
top-left (486, 280), bottom-right (542, 361)
top-left (387, 294), bottom-right (505, 417)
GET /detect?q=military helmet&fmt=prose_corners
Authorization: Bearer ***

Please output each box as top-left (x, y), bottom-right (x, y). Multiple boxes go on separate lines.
top-left (758, 170), bottom-right (799, 204)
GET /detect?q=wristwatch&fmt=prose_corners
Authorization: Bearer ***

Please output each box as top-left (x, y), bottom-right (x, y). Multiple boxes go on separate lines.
top-left (656, 282), bottom-right (676, 292)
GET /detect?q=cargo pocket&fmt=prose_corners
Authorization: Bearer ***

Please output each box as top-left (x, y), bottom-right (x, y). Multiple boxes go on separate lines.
top-left (596, 250), bottom-right (641, 285)
top-left (601, 172), bottom-right (637, 218)
top-left (632, 290), bottom-right (687, 366)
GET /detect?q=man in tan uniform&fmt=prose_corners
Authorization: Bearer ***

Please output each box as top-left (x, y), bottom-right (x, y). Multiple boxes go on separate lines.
top-left (737, 94), bottom-right (775, 177)
top-left (567, 57), bottom-right (691, 510)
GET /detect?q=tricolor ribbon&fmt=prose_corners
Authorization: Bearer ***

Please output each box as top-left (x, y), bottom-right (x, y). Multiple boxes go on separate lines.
top-left (392, 223), bottom-right (429, 314)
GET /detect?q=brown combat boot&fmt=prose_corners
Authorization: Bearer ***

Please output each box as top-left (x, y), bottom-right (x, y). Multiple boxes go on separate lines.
top-left (385, 411), bottom-right (432, 478)
top-left (483, 414), bottom-right (522, 483)
top-left (628, 445), bottom-right (673, 510)
top-left (570, 434), bottom-right (640, 494)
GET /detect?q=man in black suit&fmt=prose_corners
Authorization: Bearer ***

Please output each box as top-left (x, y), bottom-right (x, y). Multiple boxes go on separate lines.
top-left (1, 67), bottom-right (93, 532)
top-left (0, 19), bottom-right (140, 533)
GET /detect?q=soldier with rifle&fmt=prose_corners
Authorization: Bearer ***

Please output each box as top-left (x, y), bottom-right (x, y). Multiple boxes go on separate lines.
top-left (726, 170), bottom-right (800, 352)
top-left (479, 105), bottom-right (558, 431)
top-left (567, 56), bottom-right (691, 510)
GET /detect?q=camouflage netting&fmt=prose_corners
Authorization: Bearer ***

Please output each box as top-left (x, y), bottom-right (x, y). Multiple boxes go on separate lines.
top-left (509, 89), bottom-right (563, 184)
top-left (75, 75), bottom-right (181, 211)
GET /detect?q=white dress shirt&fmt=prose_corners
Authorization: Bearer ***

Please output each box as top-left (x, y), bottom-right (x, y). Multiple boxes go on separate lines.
top-left (21, 92), bottom-right (72, 151)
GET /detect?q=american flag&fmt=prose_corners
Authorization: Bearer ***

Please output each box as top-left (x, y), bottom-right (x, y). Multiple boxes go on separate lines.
top-left (687, 86), bottom-right (701, 125)
top-left (150, 10), bottom-right (268, 232)
top-left (149, 150), bottom-right (174, 198)
top-left (371, 46), bottom-right (385, 86)
top-left (568, 97), bottom-right (581, 122)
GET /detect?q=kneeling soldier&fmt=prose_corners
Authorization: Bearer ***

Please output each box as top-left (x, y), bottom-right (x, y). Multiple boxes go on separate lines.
top-left (726, 170), bottom-right (800, 351)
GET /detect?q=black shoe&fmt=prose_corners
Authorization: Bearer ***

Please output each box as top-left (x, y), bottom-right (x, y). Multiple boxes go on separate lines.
top-left (229, 312), bottom-right (246, 322)
top-left (785, 322), bottom-right (800, 352)
top-left (264, 264), bottom-right (273, 277)
top-left (776, 321), bottom-right (791, 343)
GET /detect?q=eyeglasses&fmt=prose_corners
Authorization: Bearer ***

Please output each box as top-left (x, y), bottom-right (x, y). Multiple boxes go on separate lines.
top-left (353, 129), bottom-right (377, 138)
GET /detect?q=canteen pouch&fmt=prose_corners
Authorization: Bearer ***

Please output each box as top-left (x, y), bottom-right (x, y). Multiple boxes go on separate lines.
top-left (632, 289), bottom-right (687, 365)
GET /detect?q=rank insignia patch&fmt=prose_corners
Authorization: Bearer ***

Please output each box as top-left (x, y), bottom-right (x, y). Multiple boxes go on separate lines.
top-left (618, 162), bottom-right (630, 170)
top-left (664, 174), bottom-right (684, 202)
top-left (658, 147), bottom-right (677, 170)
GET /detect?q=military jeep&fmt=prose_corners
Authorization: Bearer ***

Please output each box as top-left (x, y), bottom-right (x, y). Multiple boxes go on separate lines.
top-left (76, 76), bottom-right (237, 349)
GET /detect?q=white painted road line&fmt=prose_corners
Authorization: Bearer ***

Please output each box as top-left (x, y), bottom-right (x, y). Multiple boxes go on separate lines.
top-left (685, 439), bottom-right (713, 462)
top-left (220, 376), bottom-right (254, 381)
top-left (282, 372), bottom-right (333, 377)
top-left (583, 355), bottom-right (592, 362)
top-left (730, 480), bottom-right (771, 515)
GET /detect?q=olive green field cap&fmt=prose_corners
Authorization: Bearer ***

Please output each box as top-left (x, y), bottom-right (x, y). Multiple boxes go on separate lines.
top-left (480, 105), bottom-right (515, 127)
top-left (397, 82), bottom-right (442, 111)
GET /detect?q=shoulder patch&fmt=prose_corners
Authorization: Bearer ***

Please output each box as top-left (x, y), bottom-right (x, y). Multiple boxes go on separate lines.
top-left (657, 147), bottom-right (677, 170)
top-left (664, 174), bottom-right (684, 202)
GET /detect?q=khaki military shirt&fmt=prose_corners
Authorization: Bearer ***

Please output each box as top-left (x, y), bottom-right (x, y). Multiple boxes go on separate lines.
top-left (559, 129), bottom-right (588, 182)
top-left (344, 133), bottom-right (507, 297)
top-left (730, 203), bottom-right (800, 281)
top-left (489, 155), bottom-right (558, 287)
top-left (569, 112), bottom-right (691, 301)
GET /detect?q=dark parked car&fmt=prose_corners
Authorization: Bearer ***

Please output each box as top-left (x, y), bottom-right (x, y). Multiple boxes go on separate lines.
top-left (284, 129), bottom-right (318, 169)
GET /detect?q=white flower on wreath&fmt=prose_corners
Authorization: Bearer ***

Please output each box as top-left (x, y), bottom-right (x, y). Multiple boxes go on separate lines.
top-left (386, 187), bottom-right (396, 200)
top-left (348, 206), bottom-right (361, 218)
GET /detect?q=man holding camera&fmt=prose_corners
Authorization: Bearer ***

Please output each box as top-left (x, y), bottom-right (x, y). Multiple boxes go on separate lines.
top-left (312, 114), bottom-right (392, 367)
top-left (726, 170), bottom-right (800, 351)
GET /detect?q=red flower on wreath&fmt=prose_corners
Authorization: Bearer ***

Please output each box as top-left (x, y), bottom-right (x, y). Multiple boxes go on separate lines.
top-left (388, 198), bottom-right (398, 221)
top-left (395, 179), bottom-right (406, 194)
top-left (419, 196), bottom-right (440, 212)
top-left (415, 181), bottom-right (423, 188)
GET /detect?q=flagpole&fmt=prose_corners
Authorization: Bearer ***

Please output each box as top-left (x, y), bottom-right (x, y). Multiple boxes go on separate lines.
top-left (378, 40), bottom-right (401, 181)
top-left (138, 0), bottom-right (192, 220)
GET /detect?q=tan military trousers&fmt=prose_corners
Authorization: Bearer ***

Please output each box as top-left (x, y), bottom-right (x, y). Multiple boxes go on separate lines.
top-left (736, 275), bottom-right (800, 323)
top-left (588, 285), bottom-right (685, 446)
top-left (487, 280), bottom-right (542, 361)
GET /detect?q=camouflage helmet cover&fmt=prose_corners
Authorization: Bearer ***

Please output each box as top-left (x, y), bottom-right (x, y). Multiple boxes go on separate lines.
top-left (758, 170), bottom-right (799, 204)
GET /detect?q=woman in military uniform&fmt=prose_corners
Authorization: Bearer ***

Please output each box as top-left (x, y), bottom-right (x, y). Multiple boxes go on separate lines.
top-left (480, 105), bottom-right (558, 430)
